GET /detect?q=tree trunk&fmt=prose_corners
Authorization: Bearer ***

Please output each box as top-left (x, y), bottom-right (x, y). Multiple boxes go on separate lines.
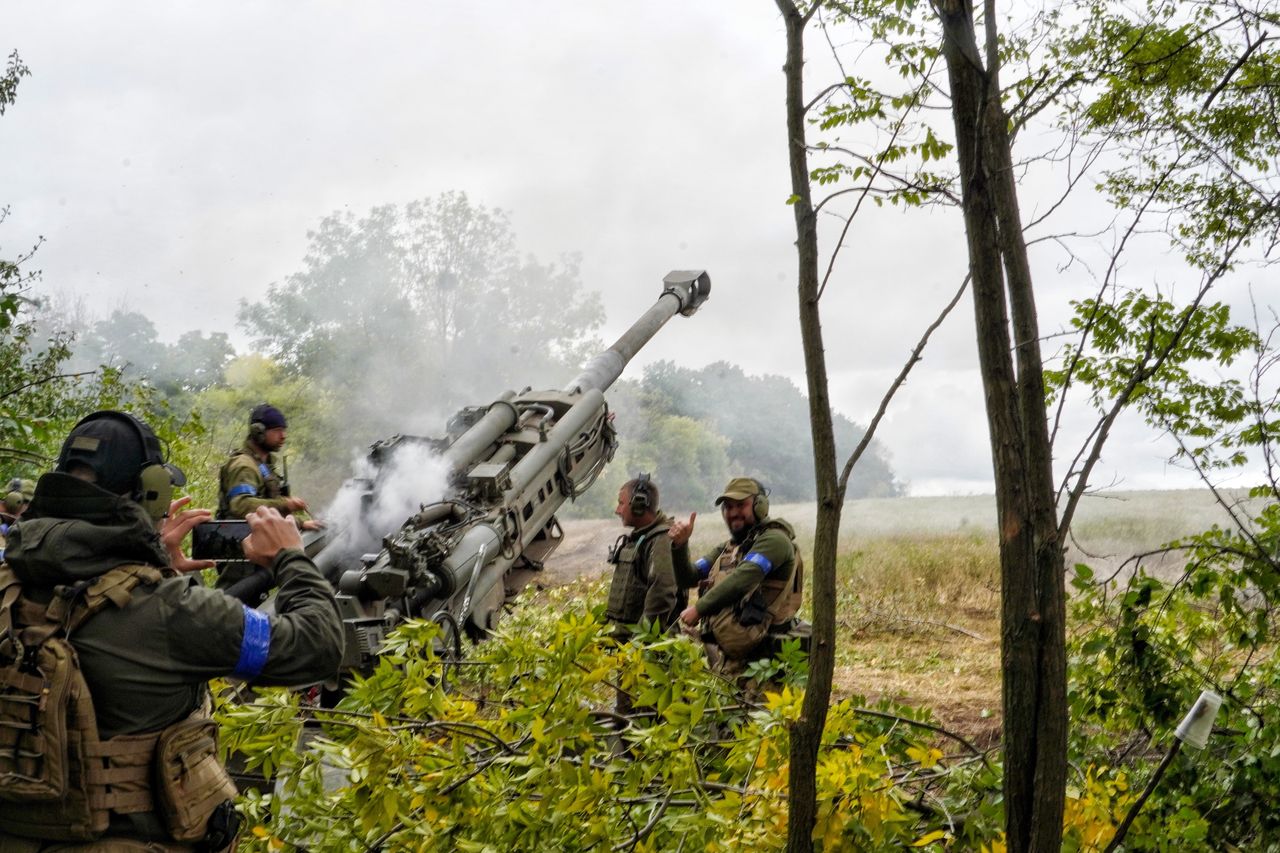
top-left (775, 2), bottom-right (841, 851)
top-left (934, 2), bottom-right (1068, 851)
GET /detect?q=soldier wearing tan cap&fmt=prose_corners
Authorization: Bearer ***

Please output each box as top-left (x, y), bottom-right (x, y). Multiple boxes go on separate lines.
top-left (670, 477), bottom-right (803, 672)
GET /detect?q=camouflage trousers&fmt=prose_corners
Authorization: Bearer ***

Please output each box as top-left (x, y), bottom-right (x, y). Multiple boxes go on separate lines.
top-left (703, 642), bottom-right (781, 704)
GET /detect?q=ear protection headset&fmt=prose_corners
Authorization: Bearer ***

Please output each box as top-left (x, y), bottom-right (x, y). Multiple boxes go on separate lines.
top-left (749, 478), bottom-right (770, 520)
top-left (629, 472), bottom-right (654, 515)
top-left (63, 411), bottom-right (177, 523)
top-left (249, 403), bottom-right (270, 441)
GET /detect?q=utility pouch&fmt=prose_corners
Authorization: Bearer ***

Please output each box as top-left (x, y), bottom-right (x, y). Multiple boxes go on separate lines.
top-left (154, 717), bottom-right (238, 842)
top-left (708, 593), bottom-right (772, 658)
top-left (0, 636), bottom-right (75, 801)
top-left (612, 544), bottom-right (639, 566)
top-left (736, 592), bottom-right (770, 627)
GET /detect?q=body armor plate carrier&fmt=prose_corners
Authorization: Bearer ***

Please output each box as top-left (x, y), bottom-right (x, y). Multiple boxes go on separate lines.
top-left (0, 564), bottom-right (238, 844)
top-left (706, 520), bottom-right (804, 659)
top-left (605, 522), bottom-right (672, 627)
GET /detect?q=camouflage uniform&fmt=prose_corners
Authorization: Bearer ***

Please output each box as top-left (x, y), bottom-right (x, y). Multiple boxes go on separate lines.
top-left (605, 510), bottom-right (679, 719)
top-left (0, 472), bottom-right (343, 850)
top-left (217, 440), bottom-right (291, 520)
top-left (673, 514), bottom-right (802, 673)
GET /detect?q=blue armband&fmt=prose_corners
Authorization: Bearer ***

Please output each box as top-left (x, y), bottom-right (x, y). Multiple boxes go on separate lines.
top-left (232, 606), bottom-right (271, 680)
top-left (695, 558), bottom-right (711, 578)
top-left (226, 483), bottom-right (258, 500)
top-left (743, 552), bottom-right (774, 574)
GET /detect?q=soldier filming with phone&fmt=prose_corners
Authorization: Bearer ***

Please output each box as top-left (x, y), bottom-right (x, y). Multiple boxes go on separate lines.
top-left (0, 410), bottom-right (342, 850)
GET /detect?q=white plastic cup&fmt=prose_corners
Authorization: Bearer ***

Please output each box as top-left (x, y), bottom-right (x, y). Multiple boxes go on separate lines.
top-left (1174, 690), bottom-right (1223, 750)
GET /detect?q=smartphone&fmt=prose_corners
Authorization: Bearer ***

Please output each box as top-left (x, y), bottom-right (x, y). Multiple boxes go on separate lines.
top-left (191, 520), bottom-right (252, 562)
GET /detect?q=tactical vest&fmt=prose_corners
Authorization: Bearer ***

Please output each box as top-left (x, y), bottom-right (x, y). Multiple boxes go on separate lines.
top-left (0, 564), bottom-right (238, 845)
top-left (705, 521), bottom-right (805, 659)
top-left (605, 521), bottom-right (672, 628)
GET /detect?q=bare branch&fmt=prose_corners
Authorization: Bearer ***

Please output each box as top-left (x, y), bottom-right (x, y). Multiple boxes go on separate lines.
top-left (1202, 30), bottom-right (1272, 110)
top-left (851, 706), bottom-right (991, 764)
top-left (1049, 161), bottom-right (1181, 449)
top-left (836, 274), bottom-right (969, 495)
top-left (0, 370), bottom-right (99, 402)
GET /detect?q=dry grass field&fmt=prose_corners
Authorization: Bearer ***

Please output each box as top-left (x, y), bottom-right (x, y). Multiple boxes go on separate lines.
top-left (546, 489), bottom-right (1250, 742)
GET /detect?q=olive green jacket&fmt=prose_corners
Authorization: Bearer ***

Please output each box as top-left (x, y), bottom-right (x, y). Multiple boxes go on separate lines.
top-left (6, 473), bottom-right (343, 739)
top-left (605, 512), bottom-right (678, 637)
top-left (218, 439), bottom-right (291, 519)
top-left (672, 516), bottom-right (797, 618)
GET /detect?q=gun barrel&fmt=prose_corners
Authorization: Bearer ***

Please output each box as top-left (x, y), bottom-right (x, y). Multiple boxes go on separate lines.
top-left (440, 391), bottom-right (518, 472)
top-left (507, 389), bottom-right (605, 496)
top-left (564, 270), bottom-right (711, 394)
top-left (327, 268), bottom-right (710, 667)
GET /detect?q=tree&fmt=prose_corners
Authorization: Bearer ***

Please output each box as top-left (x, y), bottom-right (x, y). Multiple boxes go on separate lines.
top-left (1, 50), bottom-right (37, 331)
top-left (239, 192), bottom-right (604, 442)
top-left (932, 3), bottom-right (1067, 848)
top-left (774, 10), bottom-right (840, 846)
top-left (639, 361), bottom-right (900, 501)
top-left (1060, 296), bottom-right (1274, 849)
top-left (0, 49), bottom-right (87, 469)
top-left (777, 0), bottom-right (1279, 848)
top-left (771, 2), bottom-right (971, 846)
top-left (63, 308), bottom-right (235, 397)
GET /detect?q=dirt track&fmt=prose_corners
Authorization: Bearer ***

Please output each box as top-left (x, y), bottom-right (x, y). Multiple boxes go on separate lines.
top-left (538, 518), bottom-right (618, 587)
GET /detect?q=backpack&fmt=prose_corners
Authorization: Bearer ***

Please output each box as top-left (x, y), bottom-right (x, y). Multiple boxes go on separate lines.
top-left (0, 563), bottom-right (166, 840)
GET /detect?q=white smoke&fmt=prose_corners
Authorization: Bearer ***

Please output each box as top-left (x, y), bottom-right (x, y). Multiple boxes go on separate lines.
top-left (314, 442), bottom-right (452, 576)
top-left (363, 444), bottom-right (452, 537)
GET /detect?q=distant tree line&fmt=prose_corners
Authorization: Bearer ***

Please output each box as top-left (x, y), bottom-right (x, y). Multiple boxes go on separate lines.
top-left (569, 360), bottom-right (900, 517)
top-left (9, 189), bottom-right (899, 518)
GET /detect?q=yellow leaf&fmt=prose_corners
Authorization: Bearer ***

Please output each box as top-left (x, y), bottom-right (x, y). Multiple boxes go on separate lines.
top-left (906, 745), bottom-right (942, 768)
top-left (913, 829), bottom-right (949, 846)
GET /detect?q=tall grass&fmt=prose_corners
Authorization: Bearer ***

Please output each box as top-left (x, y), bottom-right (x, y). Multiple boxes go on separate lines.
top-left (836, 533), bottom-right (1000, 617)
top-left (560, 490), bottom-right (1247, 734)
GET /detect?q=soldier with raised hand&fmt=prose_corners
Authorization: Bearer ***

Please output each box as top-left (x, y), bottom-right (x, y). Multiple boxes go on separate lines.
top-left (671, 477), bottom-right (804, 676)
top-left (217, 403), bottom-right (322, 530)
top-left (0, 410), bottom-right (343, 850)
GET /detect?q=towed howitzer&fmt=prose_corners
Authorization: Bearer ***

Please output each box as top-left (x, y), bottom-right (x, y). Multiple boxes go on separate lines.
top-left (308, 271), bottom-right (710, 671)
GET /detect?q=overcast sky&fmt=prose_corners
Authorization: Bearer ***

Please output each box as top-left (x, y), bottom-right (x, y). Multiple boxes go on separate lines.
top-left (4, 2), bottom-right (1269, 495)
